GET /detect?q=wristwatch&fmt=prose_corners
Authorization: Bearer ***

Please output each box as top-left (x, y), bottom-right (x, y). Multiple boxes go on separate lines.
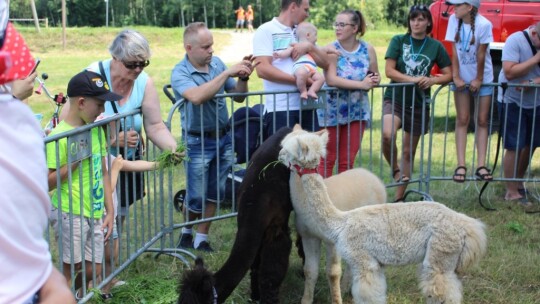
top-left (529, 79), bottom-right (535, 85)
top-left (239, 76), bottom-right (249, 81)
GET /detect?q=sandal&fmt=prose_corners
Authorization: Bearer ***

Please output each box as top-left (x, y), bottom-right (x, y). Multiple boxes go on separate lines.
top-left (452, 166), bottom-right (467, 183)
top-left (475, 166), bottom-right (493, 181)
top-left (101, 293), bottom-right (113, 301)
top-left (393, 169), bottom-right (410, 183)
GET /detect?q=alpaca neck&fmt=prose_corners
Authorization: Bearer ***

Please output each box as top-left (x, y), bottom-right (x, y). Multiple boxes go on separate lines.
top-left (290, 172), bottom-right (344, 240)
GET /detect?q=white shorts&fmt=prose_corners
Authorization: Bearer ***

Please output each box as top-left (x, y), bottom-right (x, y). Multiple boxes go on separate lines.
top-left (50, 209), bottom-right (104, 264)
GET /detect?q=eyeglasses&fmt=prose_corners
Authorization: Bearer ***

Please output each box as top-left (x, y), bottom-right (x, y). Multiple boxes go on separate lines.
top-left (333, 22), bottom-right (355, 29)
top-left (122, 60), bottom-right (150, 70)
top-left (410, 5), bottom-right (429, 12)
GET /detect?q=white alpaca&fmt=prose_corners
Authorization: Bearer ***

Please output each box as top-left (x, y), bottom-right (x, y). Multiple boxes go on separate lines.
top-left (298, 166), bottom-right (386, 304)
top-left (279, 127), bottom-right (487, 304)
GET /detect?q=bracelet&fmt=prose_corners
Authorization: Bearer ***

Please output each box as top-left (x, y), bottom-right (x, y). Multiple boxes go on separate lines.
top-left (239, 76), bottom-right (249, 81)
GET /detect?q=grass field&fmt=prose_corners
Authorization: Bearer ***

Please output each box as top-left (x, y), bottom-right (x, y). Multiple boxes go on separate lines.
top-left (18, 25), bottom-right (540, 303)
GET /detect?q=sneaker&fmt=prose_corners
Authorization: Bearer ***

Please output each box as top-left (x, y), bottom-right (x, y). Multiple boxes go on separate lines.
top-left (195, 241), bottom-right (214, 252)
top-left (178, 233), bottom-right (193, 249)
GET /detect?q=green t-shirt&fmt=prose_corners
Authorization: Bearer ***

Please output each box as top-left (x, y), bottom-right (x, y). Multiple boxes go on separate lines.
top-left (384, 34), bottom-right (451, 107)
top-left (46, 121), bottom-right (107, 218)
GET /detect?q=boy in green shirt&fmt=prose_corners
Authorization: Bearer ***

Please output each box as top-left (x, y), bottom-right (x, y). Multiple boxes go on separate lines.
top-left (47, 70), bottom-right (121, 298)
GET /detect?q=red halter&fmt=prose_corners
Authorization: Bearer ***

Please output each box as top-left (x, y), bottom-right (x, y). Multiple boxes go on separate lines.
top-left (290, 164), bottom-right (319, 177)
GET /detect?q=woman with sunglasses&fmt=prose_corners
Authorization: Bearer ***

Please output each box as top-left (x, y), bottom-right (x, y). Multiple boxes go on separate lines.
top-left (86, 28), bottom-right (178, 294)
top-left (317, 9), bottom-right (381, 177)
top-left (382, 5), bottom-right (452, 202)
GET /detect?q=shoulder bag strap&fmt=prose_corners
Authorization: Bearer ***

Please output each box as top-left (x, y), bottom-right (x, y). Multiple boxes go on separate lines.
top-left (522, 30), bottom-right (540, 68)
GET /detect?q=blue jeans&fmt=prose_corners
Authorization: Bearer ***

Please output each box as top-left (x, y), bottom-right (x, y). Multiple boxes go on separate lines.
top-left (498, 102), bottom-right (540, 150)
top-left (263, 109), bottom-right (319, 139)
top-left (184, 133), bottom-right (234, 213)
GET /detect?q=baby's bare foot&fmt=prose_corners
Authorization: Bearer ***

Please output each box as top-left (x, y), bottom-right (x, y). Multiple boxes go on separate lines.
top-left (307, 91), bottom-right (318, 99)
top-left (300, 92), bottom-right (309, 100)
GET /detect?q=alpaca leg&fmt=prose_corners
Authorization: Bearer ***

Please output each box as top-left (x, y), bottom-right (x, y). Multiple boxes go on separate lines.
top-left (420, 241), bottom-right (463, 304)
top-left (325, 244), bottom-right (342, 304)
top-left (300, 236), bottom-right (321, 304)
top-left (349, 257), bottom-right (386, 304)
top-left (258, 227), bottom-right (292, 304)
top-left (340, 263), bottom-right (352, 297)
top-left (420, 267), bottom-right (463, 304)
top-left (250, 250), bottom-right (262, 301)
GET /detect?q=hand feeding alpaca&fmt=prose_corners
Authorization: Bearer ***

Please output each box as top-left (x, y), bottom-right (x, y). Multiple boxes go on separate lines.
top-left (290, 127), bottom-right (387, 304)
top-left (279, 127), bottom-right (487, 304)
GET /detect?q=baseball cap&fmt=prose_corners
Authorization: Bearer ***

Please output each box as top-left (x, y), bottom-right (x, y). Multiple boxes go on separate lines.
top-left (67, 70), bottom-right (123, 101)
top-left (446, 0), bottom-right (480, 8)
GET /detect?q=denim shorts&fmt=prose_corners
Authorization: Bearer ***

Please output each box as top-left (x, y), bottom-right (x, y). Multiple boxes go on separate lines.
top-left (450, 84), bottom-right (493, 97)
top-left (184, 133), bottom-right (234, 213)
top-left (263, 109), bottom-right (319, 139)
top-left (498, 102), bottom-right (540, 150)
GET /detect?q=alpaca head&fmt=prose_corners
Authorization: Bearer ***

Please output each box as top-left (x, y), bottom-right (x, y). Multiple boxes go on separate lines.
top-left (178, 257), bottom-right (217, 304)
top-left (278, 124), bottom-right (328, 170)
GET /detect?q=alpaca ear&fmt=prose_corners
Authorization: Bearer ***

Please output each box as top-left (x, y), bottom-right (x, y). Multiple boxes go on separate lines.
top-left (295, 137), bottom-right (307, 160)
top-left (194, 257), bottom-right (205, 269)
top-left (314, 129), bottom-right (326, 136)
top-left (293, 124), bottom-right (303, 132)
top-left (319, 130), bottom-right (329, 146)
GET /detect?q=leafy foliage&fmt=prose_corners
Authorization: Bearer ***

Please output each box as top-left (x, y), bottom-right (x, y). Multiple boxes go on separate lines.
top-left (11, 0), bottom-right (430, 28)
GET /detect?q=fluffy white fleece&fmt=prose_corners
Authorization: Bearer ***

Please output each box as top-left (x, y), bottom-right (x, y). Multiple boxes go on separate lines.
top-left (279, 126), bottom-right (487, 304)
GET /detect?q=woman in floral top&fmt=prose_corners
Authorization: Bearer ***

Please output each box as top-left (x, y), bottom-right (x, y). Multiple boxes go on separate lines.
top-left (317, 9), bottom-right (380, 177)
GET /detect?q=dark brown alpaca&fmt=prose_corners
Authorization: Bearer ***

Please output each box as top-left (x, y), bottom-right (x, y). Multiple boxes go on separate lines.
top-left (178, 127), bottom-right (293, 303)
top-left (178, 257), bottom-right (216, 304)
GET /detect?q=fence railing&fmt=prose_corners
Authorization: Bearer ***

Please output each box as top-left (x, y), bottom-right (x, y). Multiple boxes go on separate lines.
top-left (44, 82), bottom-right (539, 302)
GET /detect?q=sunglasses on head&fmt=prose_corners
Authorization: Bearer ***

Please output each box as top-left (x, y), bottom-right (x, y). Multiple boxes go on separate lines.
top-left (410, 4), bottom-right (429, 12)
top-left (122, 60), bottom-right (150, 70)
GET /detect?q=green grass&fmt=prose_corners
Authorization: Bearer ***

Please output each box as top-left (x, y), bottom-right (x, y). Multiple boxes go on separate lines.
top-left (19, 26), bottom-right (540, 303)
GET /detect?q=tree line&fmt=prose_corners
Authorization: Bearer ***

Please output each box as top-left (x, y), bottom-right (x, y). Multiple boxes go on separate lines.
top-left (10, 0), bottom-right (429, 29)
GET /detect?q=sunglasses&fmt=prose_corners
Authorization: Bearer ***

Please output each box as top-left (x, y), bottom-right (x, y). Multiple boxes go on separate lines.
top-left (410, 5), bottom-right (429, 12)
top-left (333, 22), bottom-right (355, 29)
top-left (122, 60), bottom-right (150, 70)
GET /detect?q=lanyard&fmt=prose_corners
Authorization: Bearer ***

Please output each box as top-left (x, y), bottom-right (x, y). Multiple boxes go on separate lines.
top-left (409, 35), bottom-right (427, 61)
top-left (460, 25), bottom-right (472, 52)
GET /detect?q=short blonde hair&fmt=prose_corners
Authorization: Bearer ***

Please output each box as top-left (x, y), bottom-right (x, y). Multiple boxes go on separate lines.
top-left (183, 22), bottom-right (208, 46)
top-left (296, 22), bottom-right (316, 40)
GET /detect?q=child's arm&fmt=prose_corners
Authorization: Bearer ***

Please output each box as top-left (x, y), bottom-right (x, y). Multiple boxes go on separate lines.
top-left (470, 43), bottom-right (488, 92)
top-left (47, 163), bottom-right (79, 190)
top-left (273, 46), bottom-right (293, 59)
top-left (450, 43), bottom-right (465, 89)
top-left (121, 159), bottom-right (159, 172)
top-left (101, 158), bottom-right (114, 240)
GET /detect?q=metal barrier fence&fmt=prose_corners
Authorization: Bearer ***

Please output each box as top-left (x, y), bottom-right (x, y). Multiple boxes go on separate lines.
top-left (44, 82), bottom-right (539, 302)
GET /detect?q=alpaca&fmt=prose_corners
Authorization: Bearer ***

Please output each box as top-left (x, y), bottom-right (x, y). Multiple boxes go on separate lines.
top-left (279, 126), bottom-right (488, 304)
top-left (178, 257), bottom-right (216, 304)
top-left (179, 127), bottom-right (295, 304)
top-left (297, 167), bottom-right (386, 304)
top-left (177, 126), bottom-right (386, 303)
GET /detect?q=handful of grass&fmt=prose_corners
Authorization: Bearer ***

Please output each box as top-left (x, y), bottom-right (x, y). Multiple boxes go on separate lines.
top-left (156, 143), bottom-right (188, 169)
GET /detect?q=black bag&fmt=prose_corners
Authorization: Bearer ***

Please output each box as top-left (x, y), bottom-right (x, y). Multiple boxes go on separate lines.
top-left (118, 146), bottom-right (145, 207)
